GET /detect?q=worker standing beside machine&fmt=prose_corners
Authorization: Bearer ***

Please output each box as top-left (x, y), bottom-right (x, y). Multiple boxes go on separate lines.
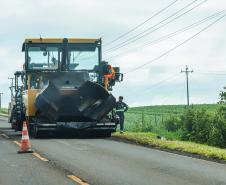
top-left (115, 96), bottom-right (128, 133)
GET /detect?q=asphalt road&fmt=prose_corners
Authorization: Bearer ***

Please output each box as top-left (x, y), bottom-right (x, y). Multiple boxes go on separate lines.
top-left (0, 135), bottom-right (76, 184)
top-left (1, 117), bottom-right (226, 185)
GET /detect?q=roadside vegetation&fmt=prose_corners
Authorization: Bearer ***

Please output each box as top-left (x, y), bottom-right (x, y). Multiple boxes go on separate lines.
top-left (113, 132), bottom-right (226, 161)
top-left (0, 108), bottom-right (8, 117)
top-left (125, 104), bottom-right (222, 140)
top-left (113, 104), bottom-right (226, 161)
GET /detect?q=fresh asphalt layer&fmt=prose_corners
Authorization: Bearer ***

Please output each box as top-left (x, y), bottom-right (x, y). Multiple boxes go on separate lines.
top-left (0, 117), bottom-right (226, 185)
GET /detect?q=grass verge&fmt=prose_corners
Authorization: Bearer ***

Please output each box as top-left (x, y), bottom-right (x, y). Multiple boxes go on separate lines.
top-left (0, 108), bottom-right (8, 117)
top-left (0, 113), bottom-right (8, 117)
top-left (112, 132), bottom-right (226, 162)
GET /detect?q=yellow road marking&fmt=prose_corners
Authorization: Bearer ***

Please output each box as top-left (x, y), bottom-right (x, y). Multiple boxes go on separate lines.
top-left (32, 152), bottom-right (49, 162)
top-left (13, 140), bottom-right (21, 147)
top-left (67, 175), bottom-right (89, 185)
top-left (13, 140), bottom-right (88, 184)
top-left (13, 141), bottom-right (48, 162)
top-left (1, 134), bottom-right (10, 139)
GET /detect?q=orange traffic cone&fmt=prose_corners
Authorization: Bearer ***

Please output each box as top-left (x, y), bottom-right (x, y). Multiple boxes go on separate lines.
top-left (18, 121), bottom-right (33, 153)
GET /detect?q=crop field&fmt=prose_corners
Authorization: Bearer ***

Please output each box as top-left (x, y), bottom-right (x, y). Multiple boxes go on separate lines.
top-left (124, 104), bottom-right (223, 139)
top-left (128, 104), bottom-right (221, 114)
top-left (0, 108), bottom-right (8, 116)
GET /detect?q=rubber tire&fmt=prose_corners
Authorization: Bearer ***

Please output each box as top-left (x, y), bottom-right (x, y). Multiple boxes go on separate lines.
top-left (32, 125), bottom-right (40, 138)
top-left (104, 131), bottom-right (112, 138)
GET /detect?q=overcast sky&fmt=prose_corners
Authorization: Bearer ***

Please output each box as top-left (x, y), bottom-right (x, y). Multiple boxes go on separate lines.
top-left (0, 0), bottom-right (226, 107)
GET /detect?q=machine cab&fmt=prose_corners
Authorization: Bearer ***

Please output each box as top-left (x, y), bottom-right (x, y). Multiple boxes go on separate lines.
top-left (22, 38), bottom-right (122, 90)
top-left (23, 38), bottom-right (101, 71)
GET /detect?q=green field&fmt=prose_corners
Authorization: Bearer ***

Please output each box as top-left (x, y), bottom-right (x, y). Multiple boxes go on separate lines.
top-left (129, 104), bottom-right (221, 114)
top-left (113, 104), bottom-right (226, 161)
top-left (124, 104), bottom-right (222, 139)
top-left (0, 108), bottom-right (8, 117)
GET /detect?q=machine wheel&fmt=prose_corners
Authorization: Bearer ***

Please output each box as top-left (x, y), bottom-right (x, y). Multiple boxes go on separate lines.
top-left (97, 131), bottom-right (112, 138)
top-left (104, 131), bottom-right (112, 137)
top-left (17, 122), bottom-right (23, 131)
top-left (30, 125), bottom-right (40, 138)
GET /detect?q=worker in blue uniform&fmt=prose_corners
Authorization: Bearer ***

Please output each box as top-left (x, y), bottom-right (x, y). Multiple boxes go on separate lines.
top-left (115, 96), bottom-right (128, 133)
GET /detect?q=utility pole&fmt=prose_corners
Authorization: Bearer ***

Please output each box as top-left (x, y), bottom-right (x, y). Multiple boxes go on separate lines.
top-left (181, 66), bottom-right (193, 106)
top-left (0, 93), bottom-right (3, 109)
top-left (8, 77), bottom-right (14, 99)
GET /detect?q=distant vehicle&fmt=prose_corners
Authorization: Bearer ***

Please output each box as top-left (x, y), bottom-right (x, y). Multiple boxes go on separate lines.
top-left (8, 38), bottom-right (123, 137)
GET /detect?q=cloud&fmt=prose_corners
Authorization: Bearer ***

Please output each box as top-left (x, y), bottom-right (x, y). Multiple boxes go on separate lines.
top-left (0, 0), bottom-right (225, 107)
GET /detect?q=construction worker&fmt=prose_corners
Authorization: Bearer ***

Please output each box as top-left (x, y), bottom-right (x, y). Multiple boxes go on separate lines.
top-left (104, 64), bottom-right (116, 90)
top-left (115, 96), bottom-right (128, 133)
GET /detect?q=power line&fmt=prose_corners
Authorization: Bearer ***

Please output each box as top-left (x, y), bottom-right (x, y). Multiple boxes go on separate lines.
top-left (105, 10), bottom-right (225, 60)
top-left (105, 0), bottom-right (208, 53)
top-left (142, 73), bottom-right (182, 93)
top-left (104, 0), bottom-right (179, 47)
top-left (126, 73), bottom-right (182, 99)
top-left (124, 14), bottom-right (226, 75)
top-left (195, 69), bottom-right (226, 73)
top-left (127, 73), bottom-right (183, 104)
top-left (126, 69), bottom-right (225, 104)
top-left (208, 70), bottom-right (226, 73)
top-left (195, 72), bottom-right (226, 76)
top-left (104, 0), bottom-right (206, 53)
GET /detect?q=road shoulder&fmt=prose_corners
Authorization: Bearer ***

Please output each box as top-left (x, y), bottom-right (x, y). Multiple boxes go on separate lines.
top-left (112, 132), bottom-right (226, 164)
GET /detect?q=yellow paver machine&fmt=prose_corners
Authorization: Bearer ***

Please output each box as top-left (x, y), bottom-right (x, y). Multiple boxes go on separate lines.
top-left (8, 38), bottom-right (123, 137)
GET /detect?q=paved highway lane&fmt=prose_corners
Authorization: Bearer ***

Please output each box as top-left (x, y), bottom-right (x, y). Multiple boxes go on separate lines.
top-left (1, 117), bottom-right (226, 185)
top-left (31, 138), bottom-right (226, 185)
top-left (0, 136), bottom-right (77, 185)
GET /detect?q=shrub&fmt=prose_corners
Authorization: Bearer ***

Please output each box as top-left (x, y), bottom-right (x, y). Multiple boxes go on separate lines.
top-left (164, 116), bottom-right (180, 132)
top-left (179, 108), bottom-right (196, 140)
top-left (208, 106), bottom-right (226, 147)
top-left (190, 109), bottom-right (212, 143)
top-left (179, 108), bottom-right (212, 143)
